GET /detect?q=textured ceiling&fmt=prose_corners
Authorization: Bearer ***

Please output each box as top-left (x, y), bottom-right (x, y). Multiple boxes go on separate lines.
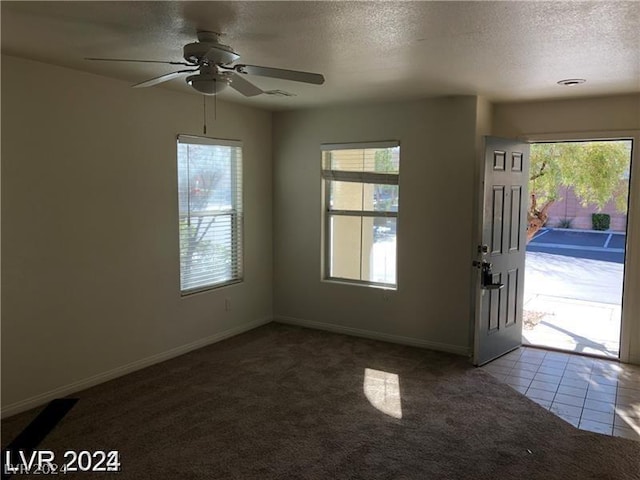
top-left (2, 1), bottom-right (639, 110)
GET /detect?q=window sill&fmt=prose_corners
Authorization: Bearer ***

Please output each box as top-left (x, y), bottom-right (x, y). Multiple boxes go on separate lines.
top-left (322, 277), bottom-right (397, 291)
top-left (180, 279), bottom-right (243, 297)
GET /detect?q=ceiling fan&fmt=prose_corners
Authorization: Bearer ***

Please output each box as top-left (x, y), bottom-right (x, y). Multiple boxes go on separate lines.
top-left (86, 31), bottom-right (325, 96)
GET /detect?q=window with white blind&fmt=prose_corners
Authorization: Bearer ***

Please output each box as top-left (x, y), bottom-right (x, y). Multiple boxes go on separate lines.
top-left (177, 135), bottom-right (243, 294)
top-left (322, 141), bottom-right (400, 288)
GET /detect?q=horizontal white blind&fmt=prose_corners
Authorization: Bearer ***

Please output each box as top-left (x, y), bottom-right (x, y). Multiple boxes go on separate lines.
top-left (177, 136), bottom-right (243, 293)
top-left (322, 142), bottom-right (400, 176)
top-left (321, 141), bottom-right (399, 151)
top-left (178, 135), bottom-right (242, 148)
top-left (322, 171), bottom-right (399, 185)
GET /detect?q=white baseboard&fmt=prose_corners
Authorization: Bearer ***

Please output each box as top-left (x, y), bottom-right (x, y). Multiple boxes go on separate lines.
top-left (1, 317), bottom-right (273, 419)
top-left (275, 315), bottom-right (471, 356)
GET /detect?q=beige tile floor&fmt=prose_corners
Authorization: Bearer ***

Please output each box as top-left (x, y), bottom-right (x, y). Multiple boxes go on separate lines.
top-left (481, 347), bottom-right (640, 441)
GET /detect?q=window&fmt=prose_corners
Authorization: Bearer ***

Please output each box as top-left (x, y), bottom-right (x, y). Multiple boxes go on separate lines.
top-left (177, 135), bottom-right (243, 294)
top-left (322, 142), bottom-right (399, 288)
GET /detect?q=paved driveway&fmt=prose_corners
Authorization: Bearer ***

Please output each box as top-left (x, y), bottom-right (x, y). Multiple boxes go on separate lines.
top-left (525, 251), bottom-right (623, 305)
top-left (525, 229), bottom-right (624, 305)
top-left (527, 228), bottom-right (625, 264)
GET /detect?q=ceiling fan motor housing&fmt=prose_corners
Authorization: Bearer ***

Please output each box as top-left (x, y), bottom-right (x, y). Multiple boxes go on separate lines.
top-left (183, 42), bottom-right (239, 65)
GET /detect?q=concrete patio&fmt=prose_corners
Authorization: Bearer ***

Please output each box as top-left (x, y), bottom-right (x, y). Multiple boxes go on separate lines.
top-left (523, 294), bottom-right (621, 358)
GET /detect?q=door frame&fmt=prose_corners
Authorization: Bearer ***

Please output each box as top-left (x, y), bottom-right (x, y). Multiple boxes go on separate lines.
top-left (509, 130), bottom-right (640, 364)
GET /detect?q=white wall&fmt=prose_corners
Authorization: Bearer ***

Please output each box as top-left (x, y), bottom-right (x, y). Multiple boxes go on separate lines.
top-left (273, 97), bottom-right (479, 354)
top-left (493, 94), bottom-right (640, 365)
top-left (493, 95), bottom-right (640, 136)
top-left (1, 55), bottom-right (273, 414)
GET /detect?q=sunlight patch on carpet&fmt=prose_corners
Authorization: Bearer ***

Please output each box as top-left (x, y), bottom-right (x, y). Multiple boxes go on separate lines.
top-left (363, 368), bottom-right (402, 419)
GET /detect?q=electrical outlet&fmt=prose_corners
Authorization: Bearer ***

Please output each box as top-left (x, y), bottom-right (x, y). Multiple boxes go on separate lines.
top-left (225, 298), bottom-right (231, 312)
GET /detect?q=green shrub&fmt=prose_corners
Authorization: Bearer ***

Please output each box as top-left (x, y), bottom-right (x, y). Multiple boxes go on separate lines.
top-left (557, 218), bottom-right (573, 229)
top-left (592, 213), bottom-right (610, 231)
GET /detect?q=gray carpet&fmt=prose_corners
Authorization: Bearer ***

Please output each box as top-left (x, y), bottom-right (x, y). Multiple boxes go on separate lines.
top-left (3, 323), bottom-right (639, 479)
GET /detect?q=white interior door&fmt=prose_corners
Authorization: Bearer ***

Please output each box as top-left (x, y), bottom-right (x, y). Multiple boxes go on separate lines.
top-left (473, 137), bottom-right (530, 366)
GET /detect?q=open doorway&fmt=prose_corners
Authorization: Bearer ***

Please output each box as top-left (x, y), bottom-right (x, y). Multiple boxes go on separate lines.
top-left (522, 140), bottom-right (633, 358)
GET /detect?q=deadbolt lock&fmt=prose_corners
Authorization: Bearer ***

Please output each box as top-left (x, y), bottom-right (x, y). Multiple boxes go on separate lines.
top-left (473, 260), bottom-right (505, 290)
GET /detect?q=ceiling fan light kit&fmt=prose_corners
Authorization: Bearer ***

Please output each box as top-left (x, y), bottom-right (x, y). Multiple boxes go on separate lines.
top-left (87, 30), bottom-right (325, 97)
top-left (187, 73), bottom-right (230, 95)
top-left (185, 64), bottom-right (231, 95)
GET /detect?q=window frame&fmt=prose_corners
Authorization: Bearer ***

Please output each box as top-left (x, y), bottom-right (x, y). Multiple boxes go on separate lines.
top-left (177, 134), bottom-right (244, 296)
top-left (321, 141), bottom-right (400, 289)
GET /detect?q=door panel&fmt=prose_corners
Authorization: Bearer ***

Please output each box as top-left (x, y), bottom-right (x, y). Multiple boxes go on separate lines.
top-left (474, 137), bottom-right (530, 366)
top-left (506, 269), bottom-right (518, 326)
top-left (488, 276), bottom-right (502, 331)
top-left (509, 186), bottom-right (522, 251)
top-left (491, 186), bottom-right (505, 254)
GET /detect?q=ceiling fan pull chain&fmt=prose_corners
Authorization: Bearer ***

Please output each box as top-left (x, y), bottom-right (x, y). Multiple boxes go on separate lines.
top-left (203, 94), bottom-right (207, 135)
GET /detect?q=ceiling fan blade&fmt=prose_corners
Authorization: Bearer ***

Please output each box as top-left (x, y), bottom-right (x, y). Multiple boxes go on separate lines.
top-left (86, 57), bottom-right (193, 66)
top-left (235, 64), bottom-right (325, 85)
top-left (132, 69), bottom-right (198, 88)
top-left (229, 72), bottom-right (263, 97)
